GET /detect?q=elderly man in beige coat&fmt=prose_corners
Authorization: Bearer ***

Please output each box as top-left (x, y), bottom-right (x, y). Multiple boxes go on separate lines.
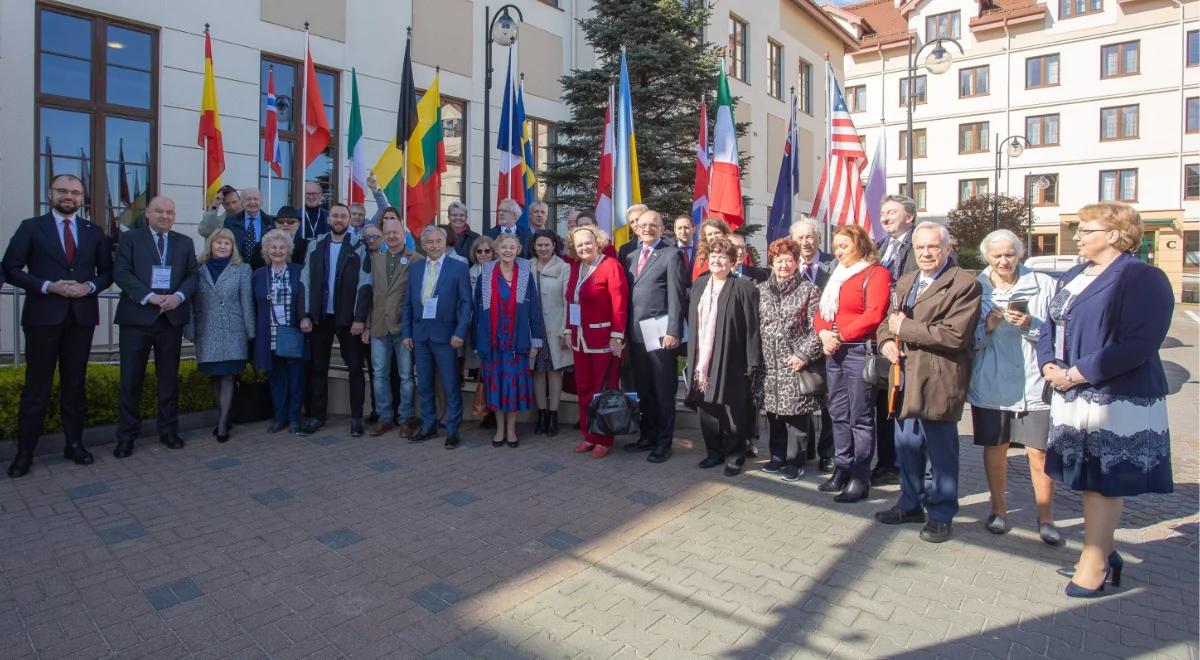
top-left (361, 215), bottom-right (418, 438)
top-left (873, 221), bottom-right (981, 544)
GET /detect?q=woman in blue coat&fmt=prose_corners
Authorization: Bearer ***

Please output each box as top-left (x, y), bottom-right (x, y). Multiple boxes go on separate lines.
top-left (473, 234), bottom-right (544, 448)
top-left (1037, 203), bottom-right (1173, 598)
top-left (253, 229), bottom-right (309, 434)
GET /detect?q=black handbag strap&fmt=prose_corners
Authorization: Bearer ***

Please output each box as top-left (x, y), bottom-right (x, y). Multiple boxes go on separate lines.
top-left (601, 351), bottom-right (620, 388)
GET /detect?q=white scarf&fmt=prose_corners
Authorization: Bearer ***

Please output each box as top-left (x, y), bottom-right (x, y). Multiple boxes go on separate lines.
top-left (818, 260), bottom-right (870, 322)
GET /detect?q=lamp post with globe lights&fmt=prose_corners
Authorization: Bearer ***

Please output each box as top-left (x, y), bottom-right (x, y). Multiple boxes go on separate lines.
top-left (1027, 174), bottom-right (1051, 255)
top-left (905, 37), bottom-right (964, 194)
top-left (994, 134), bottom-right (1029, 231)
top-left (482, 5), bottom-right (523, 233)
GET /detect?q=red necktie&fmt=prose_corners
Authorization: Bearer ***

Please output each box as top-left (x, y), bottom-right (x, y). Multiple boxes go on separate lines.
top-left (636, 245), bottom-right (651, 277)
top-left (63, 218), bottom-right (76, 263)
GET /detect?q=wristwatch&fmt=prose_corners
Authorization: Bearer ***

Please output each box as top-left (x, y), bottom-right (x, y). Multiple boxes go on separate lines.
top-left (1065, 370), bottom-right (1077, 385)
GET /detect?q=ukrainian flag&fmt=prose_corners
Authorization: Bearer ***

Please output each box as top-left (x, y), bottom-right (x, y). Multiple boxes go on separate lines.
top-left (613, 48), bottom-right (640, 249)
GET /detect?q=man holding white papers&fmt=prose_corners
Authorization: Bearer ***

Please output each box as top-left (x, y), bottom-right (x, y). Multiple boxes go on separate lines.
top-left (622, 210), bottom-right (687, 463)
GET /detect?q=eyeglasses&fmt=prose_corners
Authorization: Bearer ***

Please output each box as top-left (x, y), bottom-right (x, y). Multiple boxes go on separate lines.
top-left (51, 188), bottom-right (84, 197)
top-left (275, 218), bottom-right (299, 225)
top-left (476, 249), bottom-right (493, 254)
top-left (363, 235), bottom-right (383, 241)
top-left (1075, 228), bottom-right (1107, 237)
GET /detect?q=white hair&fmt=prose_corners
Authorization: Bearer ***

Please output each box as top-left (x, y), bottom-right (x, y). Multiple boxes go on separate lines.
top-left (979, 229), bottom-right (1024, 259)
top-left (497, 198), bottom-right (521, 215)
top-left (789, 216), bottom-right (819, 239)
top-left (913, 221), bottom-right (950, 246)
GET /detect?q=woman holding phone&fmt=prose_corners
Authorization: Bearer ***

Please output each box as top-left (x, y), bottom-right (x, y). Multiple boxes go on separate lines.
top-left (967, 229), bottom-right (1061, 544)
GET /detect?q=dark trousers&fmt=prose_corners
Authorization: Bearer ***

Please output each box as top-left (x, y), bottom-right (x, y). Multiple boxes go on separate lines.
top-left (767, 412), bottom-right (816, 468)
top-left (17, 315), bottom-right (95, 452)
top-left (117, 317), bottom-right (184, 442)
top-left (414, 339), bottom-right (461, 435)
top-left (268, 354), bottom-right (306, 424)
top-left (806, 407), bottom-right (834, 460)
top-left (308, 316), bottom-right (365, 420)
top-left (630, 341), bottom-right (678, 450)
top-left (895, 417), bottom-right (960, 523)
top-left (875, 390), bottom-right (897, 470)
top-left (826, 343), bottom-right (876, 481)
top-left (698, 401), bottom-right (745, 467)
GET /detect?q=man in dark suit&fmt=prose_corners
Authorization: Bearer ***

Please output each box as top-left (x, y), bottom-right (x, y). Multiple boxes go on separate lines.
top-left (729, 234), bottom-right (769, 283)
top-left (2, 174), bottom-right (113, 478)
top-left (112, 196), bottom-right (198, 458)
top-left (403, 225), bottom-right (472, 449)
top-left (673, 215), bottom-right (696, 275)
top-left (486, 198), bottom-right (533, 258)
top-left (302, 180), bottom-right (330, 239)
top-left (621, 211), bottom-right (686, 463)
top-left (223, 187), bottom-right (273, 269)
top-left (299, 203), bottom-right (369, 437)
top-left (792, 216), bottom-right (836, 472)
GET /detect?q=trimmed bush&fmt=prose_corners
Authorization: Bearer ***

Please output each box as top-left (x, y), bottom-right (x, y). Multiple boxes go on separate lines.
top-left (0, 360), bottom-right (221, 439)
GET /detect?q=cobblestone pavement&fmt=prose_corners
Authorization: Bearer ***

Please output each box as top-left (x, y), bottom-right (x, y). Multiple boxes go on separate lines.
top-left (0, 314), bottom-right (1196, 659)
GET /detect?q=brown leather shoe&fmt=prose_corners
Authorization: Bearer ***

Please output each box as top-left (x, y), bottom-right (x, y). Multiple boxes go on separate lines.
top-left (396, 421), bottom-right (415, 438)
top-left (368, 421), bottom-right (394, 437)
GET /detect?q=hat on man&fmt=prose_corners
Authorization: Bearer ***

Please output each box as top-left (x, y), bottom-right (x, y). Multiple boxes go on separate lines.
top-left (275, 205), bottom-right (301, 221)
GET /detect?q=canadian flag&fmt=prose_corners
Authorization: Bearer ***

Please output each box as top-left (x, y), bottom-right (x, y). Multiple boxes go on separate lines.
top-left (595, 88), bottom-right (615, 234)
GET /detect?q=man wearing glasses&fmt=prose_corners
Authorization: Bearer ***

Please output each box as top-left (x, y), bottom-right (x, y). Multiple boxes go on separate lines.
top-left (2, 174), bottom-right (113, 478)
top-left (272, 206), bottom-right (308, 265)
top-left (302, 180), bottom-right (330, 239)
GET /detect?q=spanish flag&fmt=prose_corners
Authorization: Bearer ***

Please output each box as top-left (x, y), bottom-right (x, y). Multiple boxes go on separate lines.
top-left (197, 28), bottom-right (224, 207)
top-left (404, 71), bottom-right (446, 235)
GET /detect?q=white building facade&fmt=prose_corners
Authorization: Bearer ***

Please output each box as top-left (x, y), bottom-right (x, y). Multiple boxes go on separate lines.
top-left (827, 0), bottom-right (1199, 299)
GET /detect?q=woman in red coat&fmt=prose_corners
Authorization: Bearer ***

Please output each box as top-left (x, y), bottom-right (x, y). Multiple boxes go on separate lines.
top-left (563, 225), bottom-right (628, 458)
top-left (812, 224), bottom-right (892, 502)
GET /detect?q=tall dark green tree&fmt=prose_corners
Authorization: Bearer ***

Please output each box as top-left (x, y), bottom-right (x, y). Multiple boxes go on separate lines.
top-left (545, 0), bottom-right (746, 218)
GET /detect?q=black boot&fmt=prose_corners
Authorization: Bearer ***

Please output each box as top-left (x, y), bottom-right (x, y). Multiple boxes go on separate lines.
top-left (834, 478), bottom-right (870, 503)
top-left (547, 411), bottom-right (559, 436)
top-left (818, 469), bottom-right (850, 493)
top-left (534, 409), bottom-right (547, 435)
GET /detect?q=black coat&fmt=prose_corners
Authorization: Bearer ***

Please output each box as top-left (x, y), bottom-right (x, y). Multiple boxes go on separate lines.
top-left (452, 229), bottom-right (481, 261)
top-left (301, 236), bottom-right (368, 326)
top-left (685, 274), bottom-right (762, 411)
top-left (736, 265), bottom-right (769, 283)
top-left (113, 227), bottom-right (198, 327)
top-left (2, 213), bottom-right (113, 326)
top-left (222, 211), bottom-right (275, 269)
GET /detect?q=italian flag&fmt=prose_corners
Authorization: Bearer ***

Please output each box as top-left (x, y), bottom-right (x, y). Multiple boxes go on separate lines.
top-left (347, 68), bottom-right (367, 204)
top-left (707, 63), bottom-right (743, 229)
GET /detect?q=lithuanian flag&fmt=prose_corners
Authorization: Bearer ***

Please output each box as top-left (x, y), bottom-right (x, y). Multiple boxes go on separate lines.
top-left (403, 72), bottom-right (446, 235)
top-left (197, 28), bottom-right (224, 207)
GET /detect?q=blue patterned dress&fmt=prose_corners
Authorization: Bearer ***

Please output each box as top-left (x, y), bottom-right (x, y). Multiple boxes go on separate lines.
top-left (482, 274), bottom-right (534, 412)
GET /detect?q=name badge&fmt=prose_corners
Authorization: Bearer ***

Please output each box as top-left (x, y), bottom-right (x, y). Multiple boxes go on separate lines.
top-left (1055, 324), bottom-right (1066, 362)
top-left (423, 296), bottom-right (439, 320)
top-left (151, 265), bottom-right (172, 290)
top-left (569, 303), bottom-right (581, 327)
top-left (272, 304), bottom-right (288, 325)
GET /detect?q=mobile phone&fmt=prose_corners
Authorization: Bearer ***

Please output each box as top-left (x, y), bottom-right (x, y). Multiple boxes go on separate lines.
top-left (1007, 298), bottom-right (1029, 314)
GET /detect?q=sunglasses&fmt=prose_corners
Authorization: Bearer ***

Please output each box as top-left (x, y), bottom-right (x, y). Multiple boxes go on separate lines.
top-left (275, 218), bottom-right (299, 225)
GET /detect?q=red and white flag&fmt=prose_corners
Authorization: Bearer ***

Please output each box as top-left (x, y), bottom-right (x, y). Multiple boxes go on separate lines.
top-left (707, 63), bottom-right (743, 230)
top-left (594, 86), bottom-right (615, 234)
top-left (302, 36), bottom-right (330, 166)
top-left (691, 99), bottom-right (710, 224)
top-left (811, 62), bottom-right (870, 234)
top-left (263, 67), bottom-right (282, 177)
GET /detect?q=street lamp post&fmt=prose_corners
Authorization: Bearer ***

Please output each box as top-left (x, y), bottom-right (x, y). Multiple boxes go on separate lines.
top-left (483, 4), bottom-right (523, 234)
top-left (993, 134), bottom-right (1028, 231)
top-left (905, 37), bottom-right (964, 195)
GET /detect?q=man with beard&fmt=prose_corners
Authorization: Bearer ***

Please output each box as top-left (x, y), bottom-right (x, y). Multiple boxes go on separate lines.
top-left (299, 203), bottom-right (369, 437)
top-left (3, 174), bottom-right (114, 477)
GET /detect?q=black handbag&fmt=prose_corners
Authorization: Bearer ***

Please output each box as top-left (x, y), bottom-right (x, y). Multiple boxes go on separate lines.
top-left (860, 339), bottom-right (891, 389)
top-left (587, 359), bottom-right (641, 436)
top-left (274, 325), bottom-right (306, 359)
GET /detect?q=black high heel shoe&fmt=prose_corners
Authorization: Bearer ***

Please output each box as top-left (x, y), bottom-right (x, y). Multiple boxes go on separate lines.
top-left (1057, 551), bottom-right (1123, 587)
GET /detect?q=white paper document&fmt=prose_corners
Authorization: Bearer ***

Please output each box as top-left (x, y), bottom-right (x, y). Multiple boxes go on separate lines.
top-left (639, 315), bottom-right (670, 351)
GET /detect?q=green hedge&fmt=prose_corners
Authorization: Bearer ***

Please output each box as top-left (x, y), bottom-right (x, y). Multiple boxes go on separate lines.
top-left (0, 361), bottom-right (265, 439)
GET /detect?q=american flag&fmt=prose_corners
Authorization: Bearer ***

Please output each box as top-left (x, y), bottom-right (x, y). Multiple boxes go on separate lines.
top-left (811, 64), bottom-right (870, 234)
top-left (264, 67), bottom-right (282, 177)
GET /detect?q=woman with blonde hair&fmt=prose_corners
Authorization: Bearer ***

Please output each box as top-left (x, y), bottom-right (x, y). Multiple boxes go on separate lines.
top-left (190, 228), bottom-right (255, 443)
top-left (1039, 202), bottom-right (1174, 597)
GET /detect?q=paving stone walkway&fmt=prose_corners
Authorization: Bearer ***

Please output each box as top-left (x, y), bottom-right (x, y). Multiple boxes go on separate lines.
top-left (0, 314), bottom-right (1196, 659)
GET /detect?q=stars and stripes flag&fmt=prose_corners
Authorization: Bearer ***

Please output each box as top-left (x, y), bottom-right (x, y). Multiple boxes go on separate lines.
top-left (691, 99), bottom-right (709, 224)
top-left (811, 62), bottom-right (871, 235)
top-left (263, 67), bottom-right (282, 177)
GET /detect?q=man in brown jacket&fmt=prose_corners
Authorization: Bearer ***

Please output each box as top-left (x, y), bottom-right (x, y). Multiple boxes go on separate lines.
top-left (362, 215), bottom-right (418, 437)
top-left (873, 221), bottom-right (981, 543)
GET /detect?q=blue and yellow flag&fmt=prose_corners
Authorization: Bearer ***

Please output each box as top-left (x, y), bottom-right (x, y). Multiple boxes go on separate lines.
top-left (613, 48), bottom-right (641, 249)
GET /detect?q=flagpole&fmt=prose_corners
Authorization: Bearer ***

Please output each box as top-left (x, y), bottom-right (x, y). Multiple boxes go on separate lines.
top-left (202, 24), bottom-right (210, 211)
top-left (609, 84), bottom-right (617, 235)
top-left (822, 54), bottom-right (833, 252)
top-left (300, 23), bottom-right (309, 238)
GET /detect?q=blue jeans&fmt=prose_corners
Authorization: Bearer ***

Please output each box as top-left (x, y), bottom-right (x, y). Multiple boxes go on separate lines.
top-left (414, 339), bottom-right (461, 436)
top-left (371, 334), bottom-right (414, 423)
top-left (268, 354), bottom-right (306, 424)
top-left (895, 417), bottom-right (961, 523)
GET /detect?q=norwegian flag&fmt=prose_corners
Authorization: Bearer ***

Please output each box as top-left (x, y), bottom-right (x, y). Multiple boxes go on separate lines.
top-left (811, 64), bottom-right (871, 235)
top-left (691, 99), bottom-right (710, 224)
top-left (264, 67), bottom-right (282, 177)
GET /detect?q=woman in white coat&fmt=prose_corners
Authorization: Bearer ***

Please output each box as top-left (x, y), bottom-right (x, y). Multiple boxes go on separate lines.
top-left (530, 230), bottom-right (572, 435)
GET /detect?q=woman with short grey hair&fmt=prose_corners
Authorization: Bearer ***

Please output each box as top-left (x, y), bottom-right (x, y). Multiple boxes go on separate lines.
top-left (967, 228), bottom-right (1061, 544)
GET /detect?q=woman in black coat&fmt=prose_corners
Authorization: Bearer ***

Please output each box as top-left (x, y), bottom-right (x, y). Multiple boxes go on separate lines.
top-left (686, 236), bottom-right (762, 476)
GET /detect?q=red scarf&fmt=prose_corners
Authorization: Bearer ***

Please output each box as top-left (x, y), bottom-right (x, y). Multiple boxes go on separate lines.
top-left (489, 261), bottom-right (518, 351)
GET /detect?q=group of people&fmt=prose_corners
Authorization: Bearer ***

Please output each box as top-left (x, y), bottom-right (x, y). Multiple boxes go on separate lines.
top-left (2, 174), bottom-right (1175, 600)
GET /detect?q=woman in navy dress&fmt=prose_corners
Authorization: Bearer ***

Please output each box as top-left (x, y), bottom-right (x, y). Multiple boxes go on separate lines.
top-left (1037, 202), bottom-right (1173, 598)
top-left (474, 234), bottom-right (544, 448)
